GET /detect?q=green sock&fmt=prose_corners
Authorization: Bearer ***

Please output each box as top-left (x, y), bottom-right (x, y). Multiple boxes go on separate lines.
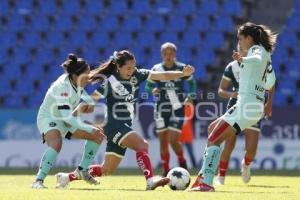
top-left (36, 147), bottom-right (58, 181)
top-left (79, 140), bottom-right (100, 170)
top-left (202, 145), bottom-right (220, 186)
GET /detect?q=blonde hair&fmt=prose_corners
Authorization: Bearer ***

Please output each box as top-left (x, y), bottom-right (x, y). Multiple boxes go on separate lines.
top-left (161, 42), bottom-right (177, 52)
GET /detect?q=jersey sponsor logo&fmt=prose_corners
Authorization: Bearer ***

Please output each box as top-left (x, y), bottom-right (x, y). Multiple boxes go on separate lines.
top-left (60, 92), bottom-right (68, 97)
top-left (255, 84), bottom-right (264, 92)
top-left (49, 122), bottom-right (57, 127)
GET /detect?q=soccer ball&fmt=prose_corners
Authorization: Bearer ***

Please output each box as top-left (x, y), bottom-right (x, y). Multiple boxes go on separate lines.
top-left (166, 167), bottom-right (191, 190)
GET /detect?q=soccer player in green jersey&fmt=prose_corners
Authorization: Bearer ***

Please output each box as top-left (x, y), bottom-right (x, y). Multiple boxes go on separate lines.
top-left (145, 42), bottom-right (196, 176)
top-left (32, 54), bottom-right (105, 189)
top-left (56, 50), bottom-right (194, 190)
top-left (189, 22), bottom-right (277, 192)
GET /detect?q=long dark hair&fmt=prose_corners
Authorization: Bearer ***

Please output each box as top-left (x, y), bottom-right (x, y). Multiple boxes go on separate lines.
top-left (61, 53), bottom-right (89, 75)
top-left (90, 50), bottom-right (135, 83)
top-left (238, 22), bottom-right (277, 53)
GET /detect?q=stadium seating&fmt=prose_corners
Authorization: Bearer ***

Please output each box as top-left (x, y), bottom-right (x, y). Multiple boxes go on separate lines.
top-left (0, 0), bottom-right (297, 107)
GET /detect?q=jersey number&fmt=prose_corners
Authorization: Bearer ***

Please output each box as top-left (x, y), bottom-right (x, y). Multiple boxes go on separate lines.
top-left (262, 61), bottom-right (271, 83)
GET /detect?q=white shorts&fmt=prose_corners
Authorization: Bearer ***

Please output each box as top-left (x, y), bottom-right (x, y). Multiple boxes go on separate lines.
top-left (37, 112), bottom-right (76, 138)
top-left (221, 96), bottom-right (264, 132)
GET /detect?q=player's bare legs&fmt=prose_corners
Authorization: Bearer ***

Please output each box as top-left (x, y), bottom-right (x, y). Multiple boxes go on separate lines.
top-left (168, 130), bottom-right (187, 169)
top-left (241, 129), bottom-right (259, 183)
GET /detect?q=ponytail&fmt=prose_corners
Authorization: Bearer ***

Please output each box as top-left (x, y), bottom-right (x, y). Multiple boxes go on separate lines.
top-left (238, 22), bottom-right (277, 53)
top-left (89, 50), bottom-right (135, 83)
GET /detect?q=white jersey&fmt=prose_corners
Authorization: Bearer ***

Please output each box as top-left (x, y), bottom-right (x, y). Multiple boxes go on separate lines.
top-left (38, 74), bottom-right (93, 119)
top-left (239, 45), bottom-right (275, 101)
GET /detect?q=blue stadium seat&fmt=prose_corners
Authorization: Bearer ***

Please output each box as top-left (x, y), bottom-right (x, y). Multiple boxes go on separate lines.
top-left (90, 31), bottom-right (111, 47)
top-left (130, 0), bottom-right (152, 15)
top-left (3, 64), bottom-right (22, 79)
top-left (100, 16), bottom-right (119, 32)
top-left (53, 15), bottom-right (73, 31)
top-left (159, 32), bottom-right (178, 44)
top-left (204, 32), bottom-right (224, 48)
top-left (61, 0), bottom-right (82, 15)
top-left (22, 31), bottom-right (41, 48)
top-left (155, 0), bottom-right (174, 14)
top-left (144, 16), bottom-right (165, 32)
top-left (277, 31), bottom-right (298, 48)
top-left (167, 16), bottom-right (187, 31)
top-left (34, 48), bottom-right (55, 66)
top-left (14, 79), bottom-right (35, 96)
top-left (38, 0), bottom-right (57, 15)
top-left (189, 16), bottom-right (210, 32)
top-left (82, 49), bottom-right (101, 65)
top-left (5, 94), bottom-right (24, 108)
top-left (194, 64), bottom-right (207, 80)
top-left (294, 94), bottom-right (300, 105)
top-left (45, 31), bottom-right (65, 48)
top-left (198, 49), bottom-right (215, 65)
top-left (272, 47), bottom-right (289, 67)
top-left (114, 32), bottom-right (132, 49)
top-left (7, 14), bottom-right (28, 31)
top-left (0, 31), bottom-right (18, 48)
top-left (0, 0), bottom-right (10, 16)
top-left (176, 0), bottom-right (196, 15)
top-left (286, 16), bottom-right (300, 31)
top-left (274, 93), bottom-right (287, 106)
top-left (85, 0), bottom-right (103, 15)
top-left (0, 80), bottom-right (11, 96)
top-left (68, 31), bottom-right (88, 47)
top-left (221, 0), bottom-right (242, 16)
top-left (12, 48), bottom-right (31, 65)
top-left (136, 32), bottom-right (157, 48)
top-left (122, 17), bottom-right (142, 31)
top-left (182, 32), bottom-right (202, 47)
top-left (14, 0), bottom-right (33, 13)
top-left (198, 0), bottom-right (219, 16)
top-left (31, 15), bottom-right (50, 31)
top-left (278, 80), bottom-right (297, 96)
top-left (77, 15), bottom-right (98, 31)
top-left (212, 15), bottom-right (233, 32)
top-left (108, 0), bottom-right (128, 15)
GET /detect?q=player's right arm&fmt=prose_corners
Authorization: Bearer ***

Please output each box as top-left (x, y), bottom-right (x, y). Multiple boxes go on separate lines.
top-left (218, 66), bottom-right (238, 99)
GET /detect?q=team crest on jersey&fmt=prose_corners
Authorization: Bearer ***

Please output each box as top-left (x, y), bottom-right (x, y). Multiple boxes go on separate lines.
top-left (130, 77), bottom-right (138, 85)
top-left (165, 81), bottom-right (175, 89)
top-left (60, 92), bottom-right (68, 97)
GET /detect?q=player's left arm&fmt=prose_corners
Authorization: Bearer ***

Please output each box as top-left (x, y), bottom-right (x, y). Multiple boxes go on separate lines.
top-left (148, 65), bottom-right (194, 81)
top-left (264, 67), bottom-right (276, 119)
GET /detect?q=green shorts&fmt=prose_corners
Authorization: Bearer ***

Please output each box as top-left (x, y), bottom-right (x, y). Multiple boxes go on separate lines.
top-left (221, 96), bottom-right (264, 132)
top-left (154, 105), bottom-right (185, 133)
top-left (104, 122), bottom-right (136, 158)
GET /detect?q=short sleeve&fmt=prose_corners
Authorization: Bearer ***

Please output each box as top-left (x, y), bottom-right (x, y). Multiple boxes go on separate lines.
top-left (248, 45), bottom-right (263, 57)
top-left (223, 65), bottom-right (233, 81)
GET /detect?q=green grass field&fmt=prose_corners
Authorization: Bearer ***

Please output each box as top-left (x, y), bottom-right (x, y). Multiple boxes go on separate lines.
top-left (0, 169), bottom-right (299, 200)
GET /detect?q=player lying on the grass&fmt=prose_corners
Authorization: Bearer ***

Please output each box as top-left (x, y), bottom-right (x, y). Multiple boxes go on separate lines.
top-left (32, 54), bottom-right (105, 189)
top-left (145, 42), bottom-right (196, 176)
top-left (189, 22), bottom-right (277, 192)
top-left (56, 50), bottom-right (195, 190)
top-left (214, 46), bottom-right (275, 185)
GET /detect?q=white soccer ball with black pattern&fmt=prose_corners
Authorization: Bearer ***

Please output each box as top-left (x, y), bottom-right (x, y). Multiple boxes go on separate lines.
top-left (166, 167), bottom-right (191, 190)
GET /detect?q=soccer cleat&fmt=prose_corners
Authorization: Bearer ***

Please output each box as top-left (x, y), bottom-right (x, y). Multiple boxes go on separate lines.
top-left (190, 175), bottom-right (203, 188)
top-left (55, 173), bottom-right (70, 188)
top-left (31, 180), bottom-right (47, 189)
top-left (241, 161), bottom-right (251, 183)
top-left (75, 168), bottom-right (100, 185)
top-left (215, 176), bottom-right (225, 185)
top-left (188, 183), bottom-right (215, 192)
top-left (146, 176), bottom-right (170, 190)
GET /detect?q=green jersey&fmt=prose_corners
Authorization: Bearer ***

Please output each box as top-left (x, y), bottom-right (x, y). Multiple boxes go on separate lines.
top-left (148, 62), bottom-right (194, 110)
top-left (95, 68), bottom-right (150, 127)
